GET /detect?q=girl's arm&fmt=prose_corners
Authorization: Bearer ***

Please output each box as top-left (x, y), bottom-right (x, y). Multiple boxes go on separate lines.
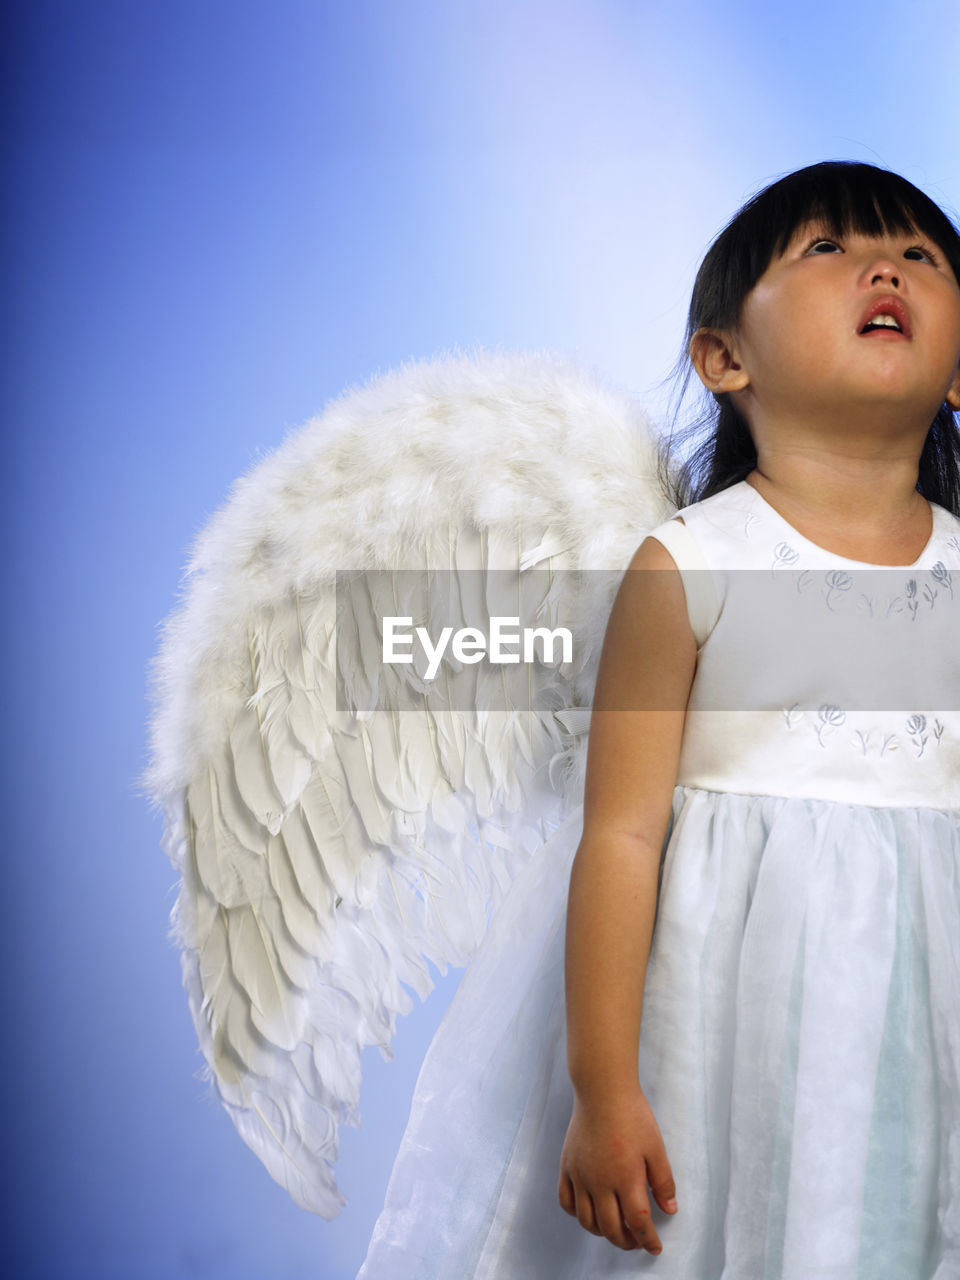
top-left (558, 532), bottom-right (697, 1256)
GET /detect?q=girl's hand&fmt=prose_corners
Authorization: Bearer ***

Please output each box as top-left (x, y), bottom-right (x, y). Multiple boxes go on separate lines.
top-left (557, 1085), bottom-right (677, 1255)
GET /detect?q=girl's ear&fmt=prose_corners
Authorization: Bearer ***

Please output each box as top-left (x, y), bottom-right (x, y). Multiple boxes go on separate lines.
top-left (688, 328), bottom-right (751, 394)
top-left (946, 363), bottom-right (960, 411)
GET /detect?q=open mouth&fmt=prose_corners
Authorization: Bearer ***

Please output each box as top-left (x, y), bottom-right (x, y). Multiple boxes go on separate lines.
top-left (860, 315), bottom-right (902, 334)
top-left (858, 297), bottom-right (911, 338)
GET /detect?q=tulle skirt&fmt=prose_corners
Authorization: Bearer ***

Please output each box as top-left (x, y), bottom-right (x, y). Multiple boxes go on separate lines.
top-left (358, 788), bottom-right (960, 1279)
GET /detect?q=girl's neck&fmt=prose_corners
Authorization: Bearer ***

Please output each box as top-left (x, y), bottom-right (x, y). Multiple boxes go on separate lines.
top-left (744, 455), bottom-right (932, 566)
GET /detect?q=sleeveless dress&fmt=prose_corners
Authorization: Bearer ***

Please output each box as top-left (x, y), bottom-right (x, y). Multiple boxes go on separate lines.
top-left (358, 480), bottom-right (960, 1280)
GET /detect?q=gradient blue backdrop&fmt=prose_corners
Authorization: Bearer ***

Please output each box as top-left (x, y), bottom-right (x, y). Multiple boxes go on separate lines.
top-left (3, 1), bottom-right (958, 1276)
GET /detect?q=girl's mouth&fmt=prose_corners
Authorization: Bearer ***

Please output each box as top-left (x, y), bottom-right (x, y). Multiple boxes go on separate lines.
top-left (858, 296), bottom-right (912, 338)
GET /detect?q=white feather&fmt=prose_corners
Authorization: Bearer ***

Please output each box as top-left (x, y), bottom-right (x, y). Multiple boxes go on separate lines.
top-left (143, 349), bottom-right (674, 1216)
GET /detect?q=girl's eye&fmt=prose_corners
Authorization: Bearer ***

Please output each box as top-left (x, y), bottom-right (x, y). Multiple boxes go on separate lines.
top-left (904, 245), bottom-right (939, 265)
top-left (806, 238), bottom-right (842, 255)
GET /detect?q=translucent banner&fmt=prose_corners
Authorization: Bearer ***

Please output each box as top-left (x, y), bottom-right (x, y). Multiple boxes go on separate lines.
top-left (335, 568), bottom-right (960, 712)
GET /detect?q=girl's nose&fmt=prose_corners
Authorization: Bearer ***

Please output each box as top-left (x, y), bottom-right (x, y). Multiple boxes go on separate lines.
top-left (867, 259), bottom-right (900, 289)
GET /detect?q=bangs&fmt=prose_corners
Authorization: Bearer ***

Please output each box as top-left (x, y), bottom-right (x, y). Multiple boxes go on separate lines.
top-left (766, 164), bottom-right (958, 262)
top-left (690, 162), bottom-right (960, 331)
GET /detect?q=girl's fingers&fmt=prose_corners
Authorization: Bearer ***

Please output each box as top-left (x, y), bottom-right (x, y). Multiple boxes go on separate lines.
top-left (558, 1119), bottom-right (676, 1252)
top-left (557, 1174), bottom-right (575, 1217)
top-left (594, 1192), bottom-right (638, 1251)
top-left (621, 1188), bottom-right (663, 1255)
top-left (647, 1150), bottom-right (678, 1215)
top-left (575, 1187), bottom-right (602, 1236)
top-left (564, 1179), bottom-right (667, 1254)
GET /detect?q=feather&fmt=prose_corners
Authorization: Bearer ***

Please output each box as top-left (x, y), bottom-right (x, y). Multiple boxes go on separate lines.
top-left (143, 349), bottom-right (673, 1216)
top-left (264, 829), bottom-right (329, 954)
top-left (229, 705), bottom-right (285, 835)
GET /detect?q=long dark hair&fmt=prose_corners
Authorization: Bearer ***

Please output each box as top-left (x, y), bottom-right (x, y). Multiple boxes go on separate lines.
top-left (659, 161), bottom-right (960, 515)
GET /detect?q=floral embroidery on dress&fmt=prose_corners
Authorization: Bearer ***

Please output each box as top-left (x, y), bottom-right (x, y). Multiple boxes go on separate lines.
top-left (931, 562), bottom-right (953, 599)
top-left (904, 577), bottom-right (942, 618)
top-left (782, 567), bottom-right (951, 620)
top-left (856, 593), bottom-right (875, 618)
top-left (771, 541), bottom-right (798, 570)
top-left (691, 485), bottom-right (958, 794)
top-left (815, 703), bottom-right (846, 746)
top-left (905, 714), bottom-right (946, 758)
top-left (797, 708), bottom-right (947, 759)
top-left (792, 715), bottom-right (950, 759)
top-left (852, 728), bottom-right (899, 757)
top-left (822, 571), bottom-right (852, 612)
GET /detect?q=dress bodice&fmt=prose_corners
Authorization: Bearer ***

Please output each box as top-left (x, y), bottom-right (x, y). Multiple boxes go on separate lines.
top-left (648, 480), bottom-right (960, 808)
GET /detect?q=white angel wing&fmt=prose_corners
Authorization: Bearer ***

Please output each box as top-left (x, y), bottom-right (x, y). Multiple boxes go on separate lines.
top-left (143, 349), bottom-right (674, 1217)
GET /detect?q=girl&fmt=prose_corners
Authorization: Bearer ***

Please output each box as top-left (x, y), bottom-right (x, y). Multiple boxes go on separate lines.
top-left (360, 162), bottom-right (960, 1278)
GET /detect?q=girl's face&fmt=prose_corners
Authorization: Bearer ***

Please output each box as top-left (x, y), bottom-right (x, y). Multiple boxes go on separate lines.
top-left (719, 222), bottom-right (960, 425)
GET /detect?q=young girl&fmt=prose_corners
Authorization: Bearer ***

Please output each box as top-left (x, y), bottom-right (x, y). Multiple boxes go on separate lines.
top-left (359, 162), bottom-right (960, 1279)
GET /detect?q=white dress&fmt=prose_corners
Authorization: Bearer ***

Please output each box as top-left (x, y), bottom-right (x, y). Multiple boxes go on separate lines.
top-left (358, 480), bottom-right (960, 1280)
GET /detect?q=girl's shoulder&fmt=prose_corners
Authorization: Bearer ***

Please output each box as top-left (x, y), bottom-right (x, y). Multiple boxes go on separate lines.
top-left (647, 480), bottom-right (773, 574)
top-left (646, 478), bottom-right (753, 544)
top-left (642, 491), bottom-right (750, 649)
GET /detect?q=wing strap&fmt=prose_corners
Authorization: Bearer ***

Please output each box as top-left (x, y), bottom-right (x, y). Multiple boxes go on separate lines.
top-left (647, 518), bottom-right (721, 649)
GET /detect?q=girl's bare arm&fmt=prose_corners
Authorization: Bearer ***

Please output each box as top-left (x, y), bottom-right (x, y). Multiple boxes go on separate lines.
top-left (558, 532), bottom-right (697, 1255)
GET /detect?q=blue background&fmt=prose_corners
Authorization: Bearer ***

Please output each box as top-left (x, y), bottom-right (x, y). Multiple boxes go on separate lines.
top-left (3, 1), bottom-right (958, 1276)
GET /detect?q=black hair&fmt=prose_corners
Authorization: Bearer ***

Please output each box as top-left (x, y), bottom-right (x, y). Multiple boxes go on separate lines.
top-left (660, 161), bottom-right (960, 515)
